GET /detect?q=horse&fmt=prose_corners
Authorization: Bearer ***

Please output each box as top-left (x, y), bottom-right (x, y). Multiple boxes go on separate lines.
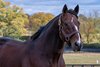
top-left (0, 4), bottom-right (82, 67)
top-left (0, 37), bottom-right (12, 46)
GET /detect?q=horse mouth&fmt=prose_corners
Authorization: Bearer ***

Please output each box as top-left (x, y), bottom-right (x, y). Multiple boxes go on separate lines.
top-left (72, 44), bottom-right (82, 52)
top-left (73, 47), bottom-right (81, 52)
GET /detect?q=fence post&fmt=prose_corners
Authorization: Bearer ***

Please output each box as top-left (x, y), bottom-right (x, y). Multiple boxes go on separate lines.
top-left (72, 65), bottom-right (74, 67)
top-left (81, 65), bottom-right (84, 67)
top-left (91, 65), bottom-right (94, 67)
top-left (66, 64), bottom-right (100, 67)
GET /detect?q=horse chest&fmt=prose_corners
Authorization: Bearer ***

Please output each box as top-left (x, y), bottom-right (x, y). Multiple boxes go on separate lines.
top-left (29, 52), bottom-right (59, 67)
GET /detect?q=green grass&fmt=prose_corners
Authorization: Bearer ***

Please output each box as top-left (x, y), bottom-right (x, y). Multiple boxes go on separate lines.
top-left (63, 52), bottom-right (100, 64)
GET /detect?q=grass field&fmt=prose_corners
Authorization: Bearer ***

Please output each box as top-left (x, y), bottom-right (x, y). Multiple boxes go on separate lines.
top-left (63, 52), bottom-right (100, 64)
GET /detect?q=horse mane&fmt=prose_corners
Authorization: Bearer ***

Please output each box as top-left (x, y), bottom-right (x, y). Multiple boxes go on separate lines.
top-left (68, 9), bottom-right (78, 18)
top-left (30, 26), bottom-right (45, 40)
top-left (0, 15), bottom-right (59, 44)
top-left (0, 37), bottom-right (13, 45)
top-left (29, 15), bottom-right (60, 41)
top-left (68, 9), bottom-right (80, 25)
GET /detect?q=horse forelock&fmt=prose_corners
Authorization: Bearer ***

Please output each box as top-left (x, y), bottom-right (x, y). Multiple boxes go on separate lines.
top-left (68, 9), bottom-right (78, 18)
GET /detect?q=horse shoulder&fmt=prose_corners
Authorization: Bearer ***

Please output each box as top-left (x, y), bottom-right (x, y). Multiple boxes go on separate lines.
top-left (58, 55), bottom-right (65, 67)
top-left (0, 43), bottom-right (28, 67)
top-left (22, 55), bottom-right (31, 67)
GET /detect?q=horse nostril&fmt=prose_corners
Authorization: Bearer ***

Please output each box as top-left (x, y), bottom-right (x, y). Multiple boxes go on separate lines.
top-left (75, 42), bottom-right (79, 47)
top-left (65, 37), bottom-right (69, 41)
top-left (75, 42), bottom-right (83, 49)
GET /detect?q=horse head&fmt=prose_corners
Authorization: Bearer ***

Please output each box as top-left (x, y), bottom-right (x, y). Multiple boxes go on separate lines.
top-left (58, 4), bottom-right (83, 51)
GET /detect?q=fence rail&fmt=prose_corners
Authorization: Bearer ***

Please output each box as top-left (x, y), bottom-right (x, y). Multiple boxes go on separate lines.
top-left (66, 64), bottom-right (100, 67)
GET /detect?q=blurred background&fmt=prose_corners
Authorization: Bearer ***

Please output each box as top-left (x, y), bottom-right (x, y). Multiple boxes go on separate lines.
top-left (0, 0), bottom-right (100, 64)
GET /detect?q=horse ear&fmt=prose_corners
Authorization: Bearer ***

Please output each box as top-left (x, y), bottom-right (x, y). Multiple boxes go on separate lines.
top-left (74, 5), bottom-right (79, 15)
top-left (62, 4), bottom-right (68, 13)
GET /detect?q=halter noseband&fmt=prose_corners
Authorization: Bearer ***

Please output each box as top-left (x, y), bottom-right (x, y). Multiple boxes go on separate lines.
top-left (58, 15), bottom-right (79, 42)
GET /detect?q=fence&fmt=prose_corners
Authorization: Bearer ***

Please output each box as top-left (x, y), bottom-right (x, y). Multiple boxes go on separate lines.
top-left (66, 64), bottom-right (100, 67)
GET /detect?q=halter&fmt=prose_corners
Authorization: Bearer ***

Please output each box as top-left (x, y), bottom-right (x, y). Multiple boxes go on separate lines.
top-left (58, 15), bottom-right (79, 42)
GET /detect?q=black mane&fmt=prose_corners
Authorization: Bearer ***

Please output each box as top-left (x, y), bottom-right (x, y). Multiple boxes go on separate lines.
top-left (30, 15), bottom-right (60, 41)
top-left (0, 37), bottom-right (13, 45)
top-left (30, 26), bottom-right (45, 40)
top-left (68, 9), bottom-right (78, 18)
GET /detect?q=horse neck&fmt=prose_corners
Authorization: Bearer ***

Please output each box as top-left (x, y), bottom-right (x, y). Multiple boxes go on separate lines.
top-left (35, 15), bottom-right (64, 61)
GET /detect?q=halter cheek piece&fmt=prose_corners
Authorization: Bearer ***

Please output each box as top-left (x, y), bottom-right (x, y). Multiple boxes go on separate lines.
top-left (58, 15), bottom-right (79, 42)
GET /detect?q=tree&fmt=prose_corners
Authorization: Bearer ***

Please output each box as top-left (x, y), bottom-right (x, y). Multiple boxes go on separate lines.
top-left (79, 12), bottom-right (100, 43)
top-left (0, 0), bottom-right (29, 38)
top-left (28, 12), bottom-right (54, 33)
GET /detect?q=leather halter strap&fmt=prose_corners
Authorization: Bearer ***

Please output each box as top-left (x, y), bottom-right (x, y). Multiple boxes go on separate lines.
top-left (58, 15), bottom-right (79, 42)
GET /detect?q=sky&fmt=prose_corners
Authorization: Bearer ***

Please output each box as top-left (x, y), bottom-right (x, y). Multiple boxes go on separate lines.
top-left (4, 0), bottom-right (100, 16)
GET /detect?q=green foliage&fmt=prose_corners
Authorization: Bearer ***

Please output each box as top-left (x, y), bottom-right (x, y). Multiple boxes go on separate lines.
top-left (0, 0), bottom-right (6, 8)
top-left (0, 0), bottom-right (29, 38)
top-left (0, 0), bottom-right (54, 39)
top-left (79, 13), bottom-right (100, 44)
top-left (28, 12), bottom-right (54, 32)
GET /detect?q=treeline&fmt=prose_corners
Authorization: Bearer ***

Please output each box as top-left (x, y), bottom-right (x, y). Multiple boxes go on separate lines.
top-left (0, 0), bottom-right (29, 38)
top-left (0, 0), bottom-right (100, 43)
top-left (0, 0), bottom-right (54, 39)
top-left (79, 13), bottom-right (100, 43)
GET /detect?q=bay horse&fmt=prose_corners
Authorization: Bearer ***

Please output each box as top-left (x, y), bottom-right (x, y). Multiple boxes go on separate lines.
top-left (0, 4), bottom-right (82, 67)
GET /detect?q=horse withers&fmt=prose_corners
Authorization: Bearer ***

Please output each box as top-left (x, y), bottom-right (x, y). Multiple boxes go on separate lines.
top-left (0, 4), bottom-right (82, 67)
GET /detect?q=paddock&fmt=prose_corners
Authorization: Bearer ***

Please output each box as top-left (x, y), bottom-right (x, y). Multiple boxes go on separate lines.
top-left (66, 64), bottom-right (100, 67)
top-left (64, 52), bottom-right (100, 67)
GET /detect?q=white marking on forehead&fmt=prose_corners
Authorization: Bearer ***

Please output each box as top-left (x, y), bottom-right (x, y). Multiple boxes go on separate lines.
top-left (71, 17), bottom-right (74, 22)
top-left (74, 25), bottom-right (81, 45)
